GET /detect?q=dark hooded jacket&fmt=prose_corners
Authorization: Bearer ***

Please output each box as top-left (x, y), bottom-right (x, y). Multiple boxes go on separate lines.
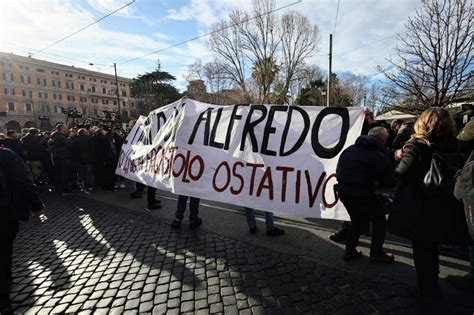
top-left (336, 135), bottom-right (396, 198)
top-left (0, 147), bottom-right (43, 221)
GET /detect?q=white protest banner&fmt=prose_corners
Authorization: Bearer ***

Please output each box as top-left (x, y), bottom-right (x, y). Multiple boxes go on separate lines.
top-left (116, 98), bottom-right (365, 220)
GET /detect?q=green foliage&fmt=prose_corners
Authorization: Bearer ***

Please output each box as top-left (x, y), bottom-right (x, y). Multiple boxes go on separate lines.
top-left (131, 69), bottom-right (182, 115)
top-left (295, 79), bottom-right (326, 106)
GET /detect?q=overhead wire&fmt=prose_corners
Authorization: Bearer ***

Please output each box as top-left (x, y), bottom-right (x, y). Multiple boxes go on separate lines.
top-left (334, 32), bottom-right (406, 56)
top-left (333, 0), bottom-right (341, 37)
top-left (118, 0), bottom-right (303, 66)
top-left (2, 42), bottom-right (109, 68)
top-left (31, 0), bottom-right (136, 56)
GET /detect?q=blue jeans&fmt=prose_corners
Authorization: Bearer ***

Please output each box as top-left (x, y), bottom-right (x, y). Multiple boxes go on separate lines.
top-left (245, 208), bottom-right (275, 230)
top-left (175, 195), bottom-right (200, 221)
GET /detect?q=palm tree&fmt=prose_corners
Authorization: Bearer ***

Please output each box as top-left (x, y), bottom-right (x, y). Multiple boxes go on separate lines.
top-left (251, 57), bottom-right (279, 103)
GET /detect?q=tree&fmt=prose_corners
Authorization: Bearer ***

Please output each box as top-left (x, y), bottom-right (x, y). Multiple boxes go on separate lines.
top-left (279, 10), bottom-right (320, 101)
top-left (251, 57), bottom-right (279, 102)
top-left (330, 74), bottom-right (353, 107)
top-left (295, 79), bottom-right (326, 106)
top-left (208, 10), bottom-right (250, 101)
top-left (131, 67), bottom-right (182, 115)
top-left (208, 0), bottom-right (319, 104)
top-left (334, 72), bottom-right (367, 107)
top-left (378, 0), bottom-right (473, 113)
top-left (269, 83), bottom-right (290, 104)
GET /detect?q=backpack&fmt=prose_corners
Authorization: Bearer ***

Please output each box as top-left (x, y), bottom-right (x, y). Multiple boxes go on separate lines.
top-left (422, 144), bottom-right (465, 195)
top-left (454, 150), bottom-right (474, 238)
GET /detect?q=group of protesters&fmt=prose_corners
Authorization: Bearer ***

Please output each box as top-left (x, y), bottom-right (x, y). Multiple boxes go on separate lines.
top-left (0, 105), bottom-right (473, 312)
top-left (0, 120), bottom-right (125, 195)
top-left (334, 107), bottom-right (474, 307)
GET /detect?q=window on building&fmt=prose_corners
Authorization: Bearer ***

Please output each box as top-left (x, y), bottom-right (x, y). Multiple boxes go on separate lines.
top-left (80, 84), bottom-right (84, 91)
top-left (123, 101), bottom-right (126, 106)
top-left (122, 110), bottom-right (128, 117)
top-left (94, 108), bottom-right (98, 115)
top-left (91, 86), bottom-right (96, 93)
top-left (122, 90), bottom-right (127, 97)
top-left (11, 88), bottom-right (15, 96)
top-left (25, 103), bottom-right (32, 112)
top-left (21, 74), bottom-right (31, 84)
top-left (66, 81), bottom-right (74, 90)
top-left (102, 87), bottom-right (106, 94)
top-left (131, 102), bottom-right (135, 107)
top-left (3, 72), bottom-right (13, 82)
top-left (41, 104), bottom-right (49, 113)
top-left (22, 90), bottom-right (26, 97)
top-left (52, 79), bottom-right (61, 88)
top-left (113, 100), bottom-right (117, 105)
top-left (7, 101), bottom-right (15, 111)
top-left (28, 91), bottom-right (32, 97)
top-left (36, 68), bottom-right (45, 73)
top-left (37, 77), bottom-right (46, 87)
top-left (55, 106), bottom-right (62, 113)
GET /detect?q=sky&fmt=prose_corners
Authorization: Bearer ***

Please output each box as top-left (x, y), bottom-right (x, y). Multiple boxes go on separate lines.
top-left (0, 0), bottom-right (422, 91)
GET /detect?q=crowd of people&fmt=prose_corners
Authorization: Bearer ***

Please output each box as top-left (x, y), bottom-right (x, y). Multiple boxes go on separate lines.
top-left (335, 107), bottom-right (474, 307)
top-left (0, 106), bottom-right (473, 313)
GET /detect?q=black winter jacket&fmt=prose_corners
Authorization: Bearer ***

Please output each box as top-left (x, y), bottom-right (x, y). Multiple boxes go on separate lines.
top-left (74, 135), bottom-right (96, 164)
top-left (3, 138), bottom-right (27, 161)
top-left (336, 135), bottom-right (396, 198)
top-left (392, 123), bottom-right (414, 150)
top-left (22, 134), bottom-right (48, 161)
top-left (49, 131), bottom-right (73, 160)
top-left (0, 148), bottom-right (43, 221)
top-left (389, 137), bottom-right (471, 243)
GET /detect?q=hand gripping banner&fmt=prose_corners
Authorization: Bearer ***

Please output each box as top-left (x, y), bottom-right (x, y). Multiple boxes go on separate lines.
top-left (116, 98), bottom-right (365, 220)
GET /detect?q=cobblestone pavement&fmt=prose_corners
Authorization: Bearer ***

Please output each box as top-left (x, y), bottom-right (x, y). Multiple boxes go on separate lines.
top-left (10, 195), bottom-right (429, 314)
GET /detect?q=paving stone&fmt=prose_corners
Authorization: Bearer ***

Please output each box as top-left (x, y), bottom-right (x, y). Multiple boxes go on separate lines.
top-left (50, 303), bottom-right (68, 313)
top-left (221, 286), bottom-right (234, 296)
top-left (167, 298), bottom-right (180, 309)
top-left (96, 297), bottom-right (113, 308)
top-left (195, 299), bottom-right (209, 310)
top-left (9, 195), bottom-right (427, 315)
top-left (209, 302), bottom-right (223, 313)
top-left (154, 293), bottom-right (168, 304)
top-left (223, 295), bottom-right (237, 306)
top-left (251, 305), bottom-right (265, 315)
top-left (152, 303), bottom-right (167, 314)
top-left (82, 299), bottom-right (99, 310)
top-left (180, 301), bottom-right (194, 313)
top-left (139, 301), bottom-right (154, 313)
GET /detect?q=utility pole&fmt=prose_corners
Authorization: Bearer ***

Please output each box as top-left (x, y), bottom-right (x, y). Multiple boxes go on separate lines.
top-left (327, 34), bottom-right (332, 107)
top-left (113, 62), bottom-right (121, 124)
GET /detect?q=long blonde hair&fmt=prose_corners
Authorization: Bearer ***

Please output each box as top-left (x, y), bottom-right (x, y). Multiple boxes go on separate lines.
top-left (412, 107), bottom-right (455, 145)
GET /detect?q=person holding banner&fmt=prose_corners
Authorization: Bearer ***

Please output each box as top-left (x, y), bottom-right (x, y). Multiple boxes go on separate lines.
top-left (244, 208), bottom-right (284, 236)
top-left (171, 195), bottom-right (202, 229)
top-left (336, 126), bottom-right (396, 263)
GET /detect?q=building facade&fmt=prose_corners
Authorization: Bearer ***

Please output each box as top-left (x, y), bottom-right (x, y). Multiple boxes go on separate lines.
top-left (0, 52), bottom-right (140, 132)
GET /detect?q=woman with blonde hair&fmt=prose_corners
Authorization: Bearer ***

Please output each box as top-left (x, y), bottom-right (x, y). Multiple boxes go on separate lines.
top-left (389, 107), bottom-right (471, 302)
